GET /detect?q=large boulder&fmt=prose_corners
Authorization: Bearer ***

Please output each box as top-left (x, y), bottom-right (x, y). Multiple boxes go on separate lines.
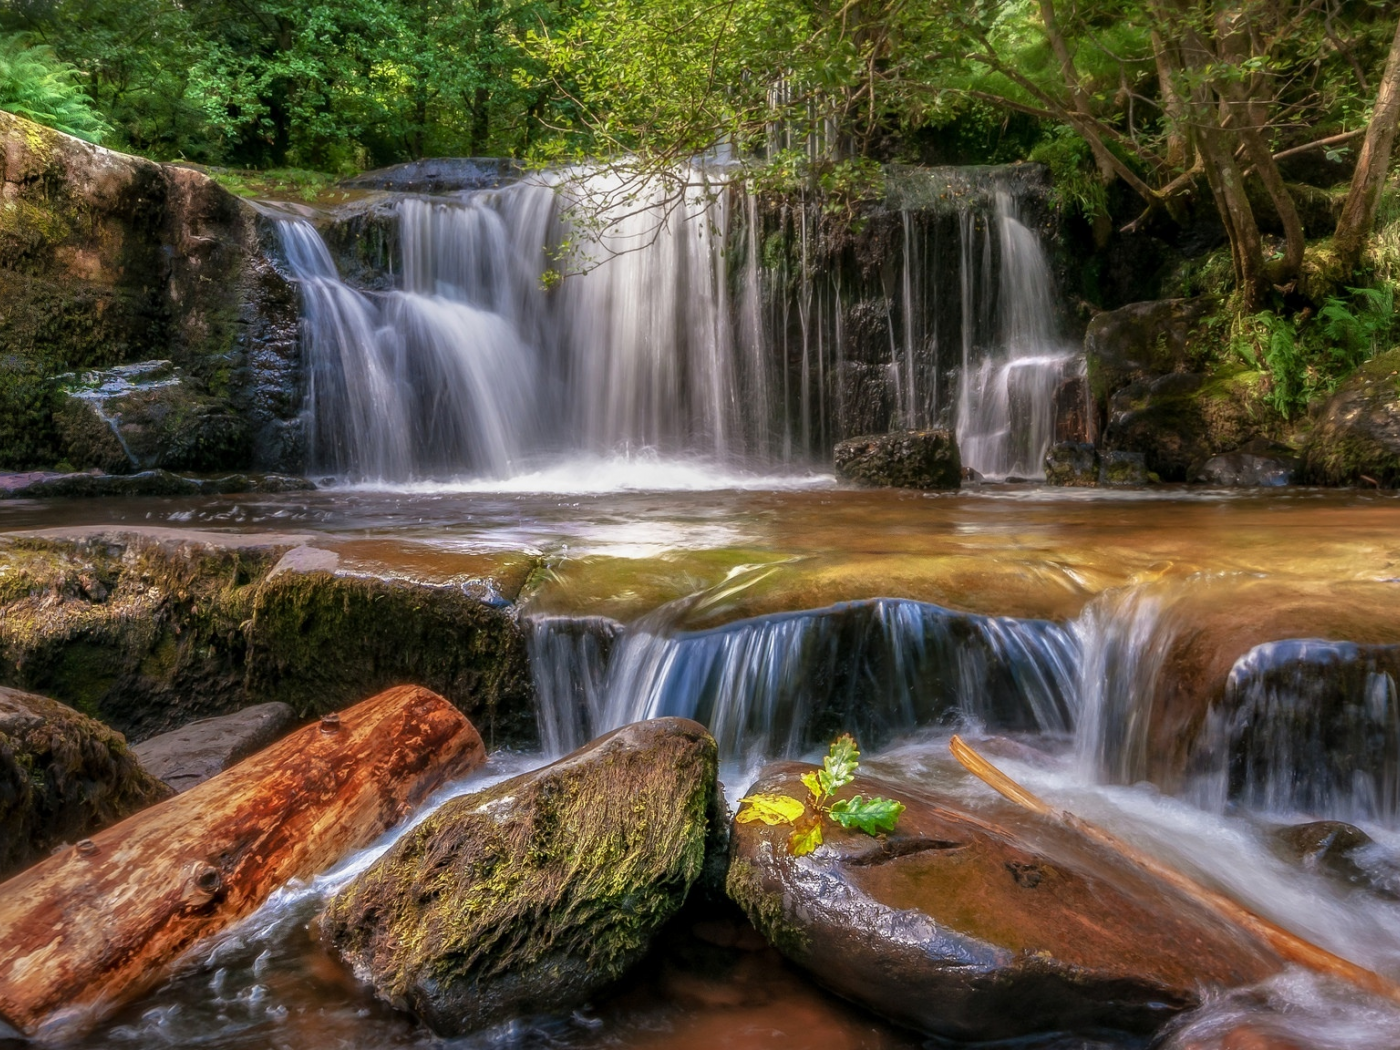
top-left (0, 686), bottom-right (170, 878)
top-left (0, 111), bottom-right (301, 473)
top-left (1303, 348), bottom-right (1400, 487)
top-left (131, 701), bottom-right (296, 792)
top-left (320, 718), bottom-right (719, 1035)
top-left (1084, 298), bottom-right (1212, 409)
top-left (727, 763), bottom-right (1281, 1041)
top-left (833, 429), bottom-right (961, 489)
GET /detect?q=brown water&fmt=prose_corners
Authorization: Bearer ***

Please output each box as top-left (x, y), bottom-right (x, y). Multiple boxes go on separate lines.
top-left (5, 483), bottom-right (1400, 1049)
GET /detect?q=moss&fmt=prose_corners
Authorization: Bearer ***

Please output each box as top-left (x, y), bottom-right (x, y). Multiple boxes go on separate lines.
top-left (322, 720), bottom-right (718, 1035)
top-left (724, 855), bottom-right (811, 957)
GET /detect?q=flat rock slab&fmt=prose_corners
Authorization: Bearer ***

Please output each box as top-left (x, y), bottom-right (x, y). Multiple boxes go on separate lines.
top-left (132, 702), bottom-right (297, 792)
top-left (727, 763), bottom-right (1282, 1041)
top-left (321, 717), bottom-right (719, 1036)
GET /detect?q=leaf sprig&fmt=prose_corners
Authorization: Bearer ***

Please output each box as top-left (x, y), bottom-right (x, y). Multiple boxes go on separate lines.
top-left (737, 734), bottom-right (905, 856)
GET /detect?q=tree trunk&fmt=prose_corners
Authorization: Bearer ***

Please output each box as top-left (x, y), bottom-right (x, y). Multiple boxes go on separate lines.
top-left (0, 685), bottom-right (486, 1042)
top-left (471, 85), bottom-right (491, 155)
top-left (1334, 16), bottom-right (1400, 275)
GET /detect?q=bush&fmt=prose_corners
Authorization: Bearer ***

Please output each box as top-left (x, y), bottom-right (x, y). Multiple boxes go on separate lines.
top-left (0, 34), bottom-right (108, 142)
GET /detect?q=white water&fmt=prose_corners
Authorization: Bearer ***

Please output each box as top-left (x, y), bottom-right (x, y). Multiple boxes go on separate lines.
top-left (275, 168), bottom-right (1081, 485)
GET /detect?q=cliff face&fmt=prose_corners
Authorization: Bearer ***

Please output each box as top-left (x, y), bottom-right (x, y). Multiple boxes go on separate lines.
top-left (0, 112), bottom-right (303, 473)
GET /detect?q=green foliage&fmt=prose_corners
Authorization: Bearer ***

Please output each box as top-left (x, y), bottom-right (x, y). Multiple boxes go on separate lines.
top-left (1028, 124), bottom-right (1106, 220)
top-left (0, 33), bottom-right (108, 142)
top-left (738, 734), bottom-right (904, 857)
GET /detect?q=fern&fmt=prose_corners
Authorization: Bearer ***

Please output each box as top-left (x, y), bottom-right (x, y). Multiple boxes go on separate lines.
top-left (0, 34), bottom-right (109, 143)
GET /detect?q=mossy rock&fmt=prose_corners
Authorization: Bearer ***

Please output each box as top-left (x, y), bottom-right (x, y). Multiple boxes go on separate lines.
top-left (321, 718), bottom-right (719, 1035)
top-left (0, 685), bottom-right (171, 879)
top-left (833, 429), bottom-right (961, 489)
top-left (1302, 348), bottom-right (1400, 487)
top-left (1084, 298), bottom-right (1213, 410)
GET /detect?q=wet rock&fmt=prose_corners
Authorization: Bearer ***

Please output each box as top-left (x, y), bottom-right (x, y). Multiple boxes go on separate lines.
top-left (727, 763), bottom-right (1281, 1041)
top-left (1099, 449), bottom-right (1151, 486)
top-left (1053, 376), bottom-right (1095, 443)
top-left (0, 532), bottom-right (533, 745)
top-left (1103, 367), bottom-right (1278, 481)
top-left (1044, 442), bottom-right (1100, 486)
top-left (0, 111), bottom-right (301, 474)
top-left (831, 361), bottom-right (894, 439)
top-left (833, 429), bottom-right (960, 489)
top-left (1270, 821), bottom-right (1400, 900)
top-left (1302, 348), bottom-right (1400, 488)
top-left (1085, 298), bottom-right (1212, 407)
top-left (1195, 441), bottom-right (1299, 487)
top-left (321, 718), bottom-right (719, 1036)
top-left (0, 686), bottom-right (171, 878)
top-left (131, 702), bottom-right (296, 792)
top-left (337, 157), bottom-right (520, 193)
top-left (55, 361), bottom-right (250, 473)
top-left (0, 470), bottom-right (313, 500)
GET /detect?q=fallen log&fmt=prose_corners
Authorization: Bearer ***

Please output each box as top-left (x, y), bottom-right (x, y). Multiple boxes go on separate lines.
top-left (949, 734), bottom-right (1400, 1006)
top-left (0, 685), bottom-right (486, 1043)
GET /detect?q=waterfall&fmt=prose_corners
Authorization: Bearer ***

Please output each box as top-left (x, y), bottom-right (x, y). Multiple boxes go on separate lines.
top-left (529, 598), bottom-right (1079, 769)
top-left (274, 164), bottom-right (1081, 483)
top-left (955, 191), bottom-right (1081, 479)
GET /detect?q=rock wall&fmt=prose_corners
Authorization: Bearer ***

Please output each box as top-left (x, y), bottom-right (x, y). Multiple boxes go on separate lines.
top-left (0, 112), bottom-right (302, 473)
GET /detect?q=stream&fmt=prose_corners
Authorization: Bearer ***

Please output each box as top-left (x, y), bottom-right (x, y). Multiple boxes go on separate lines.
top-left (5, 482), bottom-right (1400, 1047)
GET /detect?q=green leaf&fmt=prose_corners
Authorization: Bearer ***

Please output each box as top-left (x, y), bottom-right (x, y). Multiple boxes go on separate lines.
top-left (736, 793), bottom-right (806, 826)
top-left (822, 733), bottom-right (860, 791)
top-left (788, 814), bottom-right (824, 855)
top-left (829, 795), bottom-right (905, 835)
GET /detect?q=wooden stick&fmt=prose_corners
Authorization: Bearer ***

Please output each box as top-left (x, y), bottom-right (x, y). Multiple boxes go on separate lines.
top-left (0, 685), bottom-right (486, 1043)
top-left (949, 735), bottom-right (1400, 1005)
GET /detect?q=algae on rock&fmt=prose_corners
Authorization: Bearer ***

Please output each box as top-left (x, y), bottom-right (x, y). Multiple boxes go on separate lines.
top-left (321, 718), bottom-right (719, 1036)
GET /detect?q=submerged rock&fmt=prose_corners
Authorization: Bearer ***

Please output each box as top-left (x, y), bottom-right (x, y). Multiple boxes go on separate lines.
top-left (132, 701), bottom-right (296, 792)
top-left (727, 763), bottom-right (1281, 1041)
top-left (321, 718), bottom-right (719, 1035)
top-left (0, 686), bottom-right (171, 878)
top-left (1303, 348), bottom-right (1400, 488)
top-left (833, 429), bottom-right (961, 489)
top-left (1270, 820), bottom-right (1400, 900)
top-left (1044, 441), bottom-right (1100, 486)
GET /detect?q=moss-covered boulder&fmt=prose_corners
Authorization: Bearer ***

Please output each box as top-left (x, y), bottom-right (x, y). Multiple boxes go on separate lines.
top-left (1302, 349), bottom-right (1400, 487)
top-left (727, 763), bottom-right (1282, 1041)
top-left (1044, 441), bottom-right (1099, 486)
top-left (321, 718), bottom-right (719, 1036)
top-left (0, 111), bottom-right (301, 473)
top-left (0, 531), bottom-right (533, 745)
top-left (833, 429), bottom-right (961, 489)
top-left (1084, 298), bottom-right (1212, 409)
top-left (0, 685), bottom-right (171, 878)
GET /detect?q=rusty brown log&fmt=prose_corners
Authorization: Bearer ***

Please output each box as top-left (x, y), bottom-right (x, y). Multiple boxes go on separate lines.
top-left (0, 685), bottom-right (485, 1043)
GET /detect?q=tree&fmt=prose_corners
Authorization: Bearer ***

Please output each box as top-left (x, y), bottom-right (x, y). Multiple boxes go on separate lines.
top-left (1334, 14), bottom-right (1400, 275)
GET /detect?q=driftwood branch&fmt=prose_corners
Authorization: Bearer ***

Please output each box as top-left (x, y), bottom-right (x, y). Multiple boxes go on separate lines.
top-left (0, 685), bottom-right (487, 1042)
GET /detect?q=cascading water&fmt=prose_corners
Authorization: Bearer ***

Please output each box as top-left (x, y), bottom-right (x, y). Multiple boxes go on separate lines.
top-left (273, 164), bottom-right (1081, 483)
top-left (955, 191), bottom-right (1081, 479)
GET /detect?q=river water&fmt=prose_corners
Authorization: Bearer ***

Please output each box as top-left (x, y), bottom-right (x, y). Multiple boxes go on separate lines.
top-left (5, 482), bottom-right (1400, 1047)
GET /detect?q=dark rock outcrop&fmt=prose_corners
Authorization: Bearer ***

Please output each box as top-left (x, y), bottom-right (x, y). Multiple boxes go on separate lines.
top-left (1044, 441), bottom-right (1099, 486)
top-left (321, 718), bottom-right (719, 1036)
top-left (131, 701), bottom-right (295, 792)
top-left (0, 470), bottom-right (311, 499)
top-left (1085, 298), bottom-right (1212, 409)
top-left (0, 686), bottom-right (170, 878)
top-left (833, 429), bottom-right (961, 489)
top-left (727, 763), bottom-right (1281, 1041)
top-left (0, 532), bottom-right (533, 745)
top-left (1193, 441), bottom-right (1298, 487)
top-left (1098, 449), bottom-right (1151, 486)
top-left (1303, 348), bottom-right (1400, 488)
top-left (0, 111), bottom-right (301, 474)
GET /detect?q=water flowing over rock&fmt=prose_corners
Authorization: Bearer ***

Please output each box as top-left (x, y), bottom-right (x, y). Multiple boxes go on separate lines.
top-left (0, 686), bottom-right (171, 879)
top-left (320, 718), bottom-right (719, 1036)
top-left (726, 763), bottom-right (1282, 1041)
top-left (529, 598), bottom-right (1077, 764)
top-left (271, 164), bottom-right (1079, 482)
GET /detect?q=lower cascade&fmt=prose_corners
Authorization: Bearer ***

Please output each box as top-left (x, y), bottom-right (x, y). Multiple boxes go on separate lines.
top-left (272, 166), bottom-right (1083, 482)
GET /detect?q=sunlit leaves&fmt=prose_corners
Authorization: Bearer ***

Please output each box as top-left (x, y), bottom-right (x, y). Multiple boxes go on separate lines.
top-left (787, 814), bottom-right (824, 856)
top-left (737, 793), bottom-right (807, 826)
top-left (829, 795), bottom-right (906, 835)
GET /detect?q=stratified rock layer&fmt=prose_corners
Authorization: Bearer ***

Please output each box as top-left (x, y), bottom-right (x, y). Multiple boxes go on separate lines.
top-left (0, 686), bottom-right (170, 878)
top-left (132, 701), bottom-right (295, 792)
top-left (321, 718), bottom-right (719, 1035)
top-left (727, 763), bottom-right (1282, 1041)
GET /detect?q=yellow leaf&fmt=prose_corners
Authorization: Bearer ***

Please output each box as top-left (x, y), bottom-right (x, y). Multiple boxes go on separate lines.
top-left (737, 793), bottom-right (806, 826)
top-left (800, 770), bottom-right (824, 800)
top-left (788, 814), bottom-right (824, 856)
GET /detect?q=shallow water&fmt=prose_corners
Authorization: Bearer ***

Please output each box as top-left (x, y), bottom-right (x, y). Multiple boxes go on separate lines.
top-left (6, 481), bottom-right (1400, 1047)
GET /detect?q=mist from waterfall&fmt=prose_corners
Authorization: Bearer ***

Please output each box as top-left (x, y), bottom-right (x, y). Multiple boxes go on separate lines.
top-left (274, 166), bottom-right (1079, 484)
